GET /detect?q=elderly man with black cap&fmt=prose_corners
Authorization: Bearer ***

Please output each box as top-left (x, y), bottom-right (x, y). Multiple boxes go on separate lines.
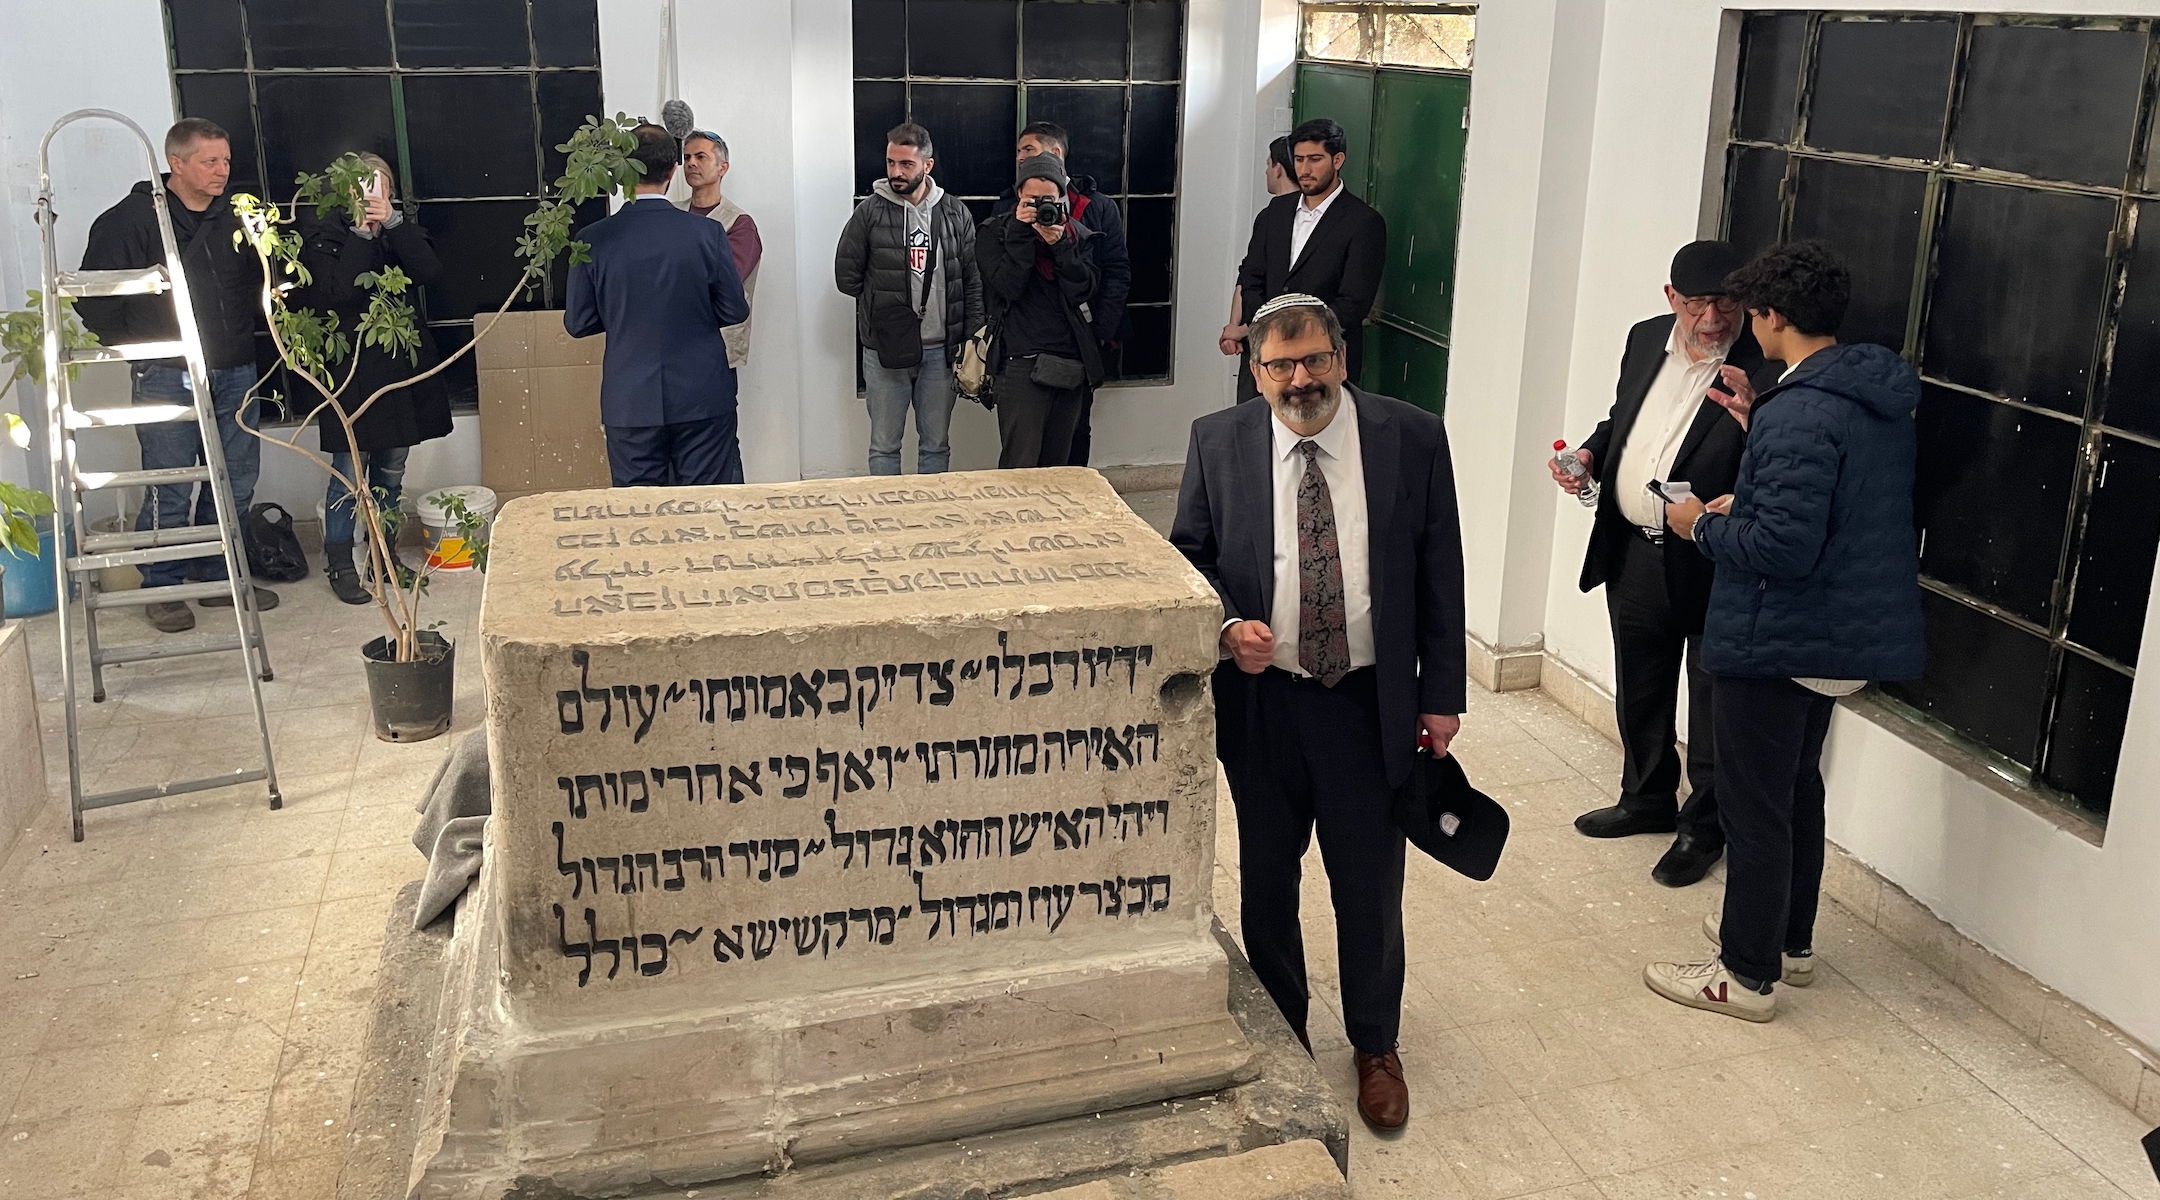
top-left (1551, 240), bottom-right (1784, 887)
top-left (977, 152), bottom-right (1103, 469)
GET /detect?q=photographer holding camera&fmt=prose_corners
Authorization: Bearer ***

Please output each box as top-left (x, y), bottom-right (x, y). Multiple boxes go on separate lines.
top-left (978, 154), bottom-right (1101, 469)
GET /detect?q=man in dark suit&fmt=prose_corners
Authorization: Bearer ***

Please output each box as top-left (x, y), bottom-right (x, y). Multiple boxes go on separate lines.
top-left (1231, 119), bottom-right (1387, 400)
top-left (1171, 293), bottom-right (1465, 1132)
top-left (567, 124), bottom-right (749, 486)
top-left (1552, 241), bottom-right (1783, 887)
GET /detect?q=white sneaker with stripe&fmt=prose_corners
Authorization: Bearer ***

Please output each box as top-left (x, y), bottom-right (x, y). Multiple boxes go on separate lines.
top-left (1701, 911), bottom-right (1816, 986)
top-left (1643, 956), bottom-right (1777, 1022)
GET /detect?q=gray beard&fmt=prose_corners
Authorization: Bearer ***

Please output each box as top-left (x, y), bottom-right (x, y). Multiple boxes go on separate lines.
top-left (1277, 381), bottom-right (1339, 426)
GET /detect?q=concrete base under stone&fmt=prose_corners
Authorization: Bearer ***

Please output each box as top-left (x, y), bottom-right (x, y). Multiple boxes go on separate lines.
top-left (339, 884), bottom-right (1348, 1200)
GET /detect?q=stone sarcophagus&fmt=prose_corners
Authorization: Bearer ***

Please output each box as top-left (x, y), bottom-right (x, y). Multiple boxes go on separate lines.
top-left (409, 468), bottom-right (1251, 1199)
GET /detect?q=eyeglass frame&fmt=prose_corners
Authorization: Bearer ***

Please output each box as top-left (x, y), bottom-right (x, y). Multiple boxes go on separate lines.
top-left (1677, 293), bottom-right (1742, 316)
top-left (1256, 350), bottom-right (1342, 381)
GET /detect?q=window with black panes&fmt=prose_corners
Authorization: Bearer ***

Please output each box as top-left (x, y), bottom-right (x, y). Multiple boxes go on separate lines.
top-left (160, 0), bottom-right (608, 413)
top-left (1722, 12), bottom-right (2160, 819)
top-left (852, 0), bottom-right (1185, 381)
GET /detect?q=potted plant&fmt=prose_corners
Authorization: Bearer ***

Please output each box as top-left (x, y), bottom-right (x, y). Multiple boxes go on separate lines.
top-left (229, 114), bottom-right (641, 741)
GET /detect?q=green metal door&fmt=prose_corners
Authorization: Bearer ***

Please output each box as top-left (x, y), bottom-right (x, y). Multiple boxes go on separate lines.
top-left (1293, 62), bottom-right (1470, 414)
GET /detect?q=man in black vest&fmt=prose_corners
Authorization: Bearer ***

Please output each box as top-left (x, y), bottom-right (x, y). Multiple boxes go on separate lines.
top-left (1231, 119), bottom-right (1386, 400)
top-left (1553, 241), bottom-right (1782, 887)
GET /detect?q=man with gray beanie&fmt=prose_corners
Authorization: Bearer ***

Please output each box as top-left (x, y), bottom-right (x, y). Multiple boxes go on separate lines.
top-left (1552, 240), bottom-right (1785, 888)
top-left (835, 121), bottom-right (983, 475)
top-left (978, 153), bottom-right (1101, 469)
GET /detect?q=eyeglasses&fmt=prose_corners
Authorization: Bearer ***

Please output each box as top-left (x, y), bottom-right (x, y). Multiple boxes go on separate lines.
top-left (1259, 351), bottom-right (1340, 381)
top-left (1678, 294), bottom-right (1741, 316)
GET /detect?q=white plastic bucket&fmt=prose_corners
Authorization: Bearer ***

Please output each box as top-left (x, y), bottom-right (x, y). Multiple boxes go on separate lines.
top-left (415, 486), bottom-right (496, 570)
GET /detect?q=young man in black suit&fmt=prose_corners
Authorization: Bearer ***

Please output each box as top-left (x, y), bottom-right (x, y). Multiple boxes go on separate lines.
top-left (1230, 119), bottom-right (1387, 399)
top-left (1170, 293), bottom-right (1465, 1132)
top-left (1551, 241), bottom-right (1783, 887)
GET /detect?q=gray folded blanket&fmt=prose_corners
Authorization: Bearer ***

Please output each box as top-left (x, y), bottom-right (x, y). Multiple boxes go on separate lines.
top-left (411, 729), bottom-right (491, 928)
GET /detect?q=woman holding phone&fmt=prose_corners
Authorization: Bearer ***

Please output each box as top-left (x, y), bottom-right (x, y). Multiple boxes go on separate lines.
top-left (295, 152), bottom-right (453, 604)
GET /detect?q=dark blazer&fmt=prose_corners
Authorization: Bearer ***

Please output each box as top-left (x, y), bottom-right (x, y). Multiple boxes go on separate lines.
top-left (1235, 188), bottom-right (1387, 383)
top-left (566, 197), bottom-right (748, 427)
top-left (1170, 385), bottom-right (1466, 790)
top-left (1576, 314), bottom-right (1783, 633)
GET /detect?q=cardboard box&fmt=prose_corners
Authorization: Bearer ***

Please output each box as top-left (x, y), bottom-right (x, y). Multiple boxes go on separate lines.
top-left (475, 311), bottom-right (610, 501)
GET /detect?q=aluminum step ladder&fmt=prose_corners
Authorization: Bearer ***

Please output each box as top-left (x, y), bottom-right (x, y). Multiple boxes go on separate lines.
top-left (34, 109), bottom-right (280, 840)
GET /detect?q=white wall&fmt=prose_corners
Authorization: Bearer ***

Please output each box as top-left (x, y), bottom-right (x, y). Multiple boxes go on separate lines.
top-left (1439, 0), bottom-right (2160, 1049)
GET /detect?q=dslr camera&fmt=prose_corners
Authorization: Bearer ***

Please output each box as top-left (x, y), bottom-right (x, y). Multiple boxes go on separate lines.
top-left (1029, 195), bottom-right (1068, 227)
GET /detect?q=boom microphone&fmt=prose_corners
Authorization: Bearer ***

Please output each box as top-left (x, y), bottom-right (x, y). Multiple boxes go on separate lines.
top-left (660, 99), bottom-right (696, 143)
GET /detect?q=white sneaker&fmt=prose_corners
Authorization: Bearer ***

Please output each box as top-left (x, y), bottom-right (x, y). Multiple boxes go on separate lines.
top-left (1644, 956), bottom-right (1777, 1022)
top-left (1701, 911), bottom-right (1816, 986)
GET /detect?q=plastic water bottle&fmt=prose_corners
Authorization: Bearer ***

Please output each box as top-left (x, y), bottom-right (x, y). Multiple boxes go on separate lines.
top-left (1553, 440), bottom-right (1598, 508)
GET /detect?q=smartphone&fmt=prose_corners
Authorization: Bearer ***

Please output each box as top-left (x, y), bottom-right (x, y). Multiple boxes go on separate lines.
top-left (1645, 479), bottom-right (1693, 504)
top-left (366, 169), bottom-right (387, 201)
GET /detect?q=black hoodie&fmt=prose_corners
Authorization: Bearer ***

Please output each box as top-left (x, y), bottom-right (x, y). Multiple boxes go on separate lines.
top-left (76, 178), bottom-right (261, 369)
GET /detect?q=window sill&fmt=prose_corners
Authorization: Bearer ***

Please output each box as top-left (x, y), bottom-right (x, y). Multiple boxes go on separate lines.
top-left (1838, 690), bottom-right (2106, 848)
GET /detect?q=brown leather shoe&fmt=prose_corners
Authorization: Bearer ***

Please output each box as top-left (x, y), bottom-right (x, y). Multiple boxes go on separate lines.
top-left (1355, 1049), bottom-right (1408, 1130)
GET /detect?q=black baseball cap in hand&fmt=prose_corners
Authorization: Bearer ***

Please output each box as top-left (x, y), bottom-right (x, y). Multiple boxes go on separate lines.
top-left (1670, 239), bottom-right (1747, 297)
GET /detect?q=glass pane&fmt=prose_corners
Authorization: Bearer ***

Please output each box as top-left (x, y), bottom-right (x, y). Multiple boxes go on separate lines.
top-left (1955, 23), bottom-right (2144, 188)
top-left (2041, 653), bottom-right (2131, 813)
top-left (543, 197), bottom-right (612, 304)
top-left (405, 75), bottom-right (541, 199)
top-left (1128, 84), bottom-right (1179, 193)
top-left (1788, 159), bottom-right (1925, 351)
top-left (1380, 13), bottom-right (1472, 70)
top-left (255, 73), bottom-right (398, 200)
top-left (175, 73), bottom-right (261, 196)
top-left (1124, 305), bottom-right (1172, 378)
top-left (1881, 589), bottom-right (2054, 769)
top-left (1922, 181), bottom-right (2114, 416)
top-left (1912, 384), bottom-right (2079, 626)
top-left (908, 84), bottom-right (1019, 198)
top-left (1125, 197), bottom-right (1174, 305)
top-left (432, 323), bottom-right (480, 410)
top-left (537, 71), bottom-right (605, 188)
top-left (1132, 0), bottom-right (1182, 81)
top-left (394, 0), bottom-right (532, 67)
top-left (1735, 12), bottom-right (1805, 144)
top-left (1023, 0), bottom-right (1129, 80)
top-left (910, 0), bottom-right (1017, 79)
top-left (854, 0), bottom-right (907, 77)
top-left (168, 0), bottom-right (247, 69)
top-left (1025, 86), bottom-right (1126, 193)
top-left (243, 0), bottom-right (392, 68)
top-left (2066, 434), bottom-right (2160, 667)
top-left (2099, 199), bottom-right (2160, 438)
top-left (854, 81), bottom-right (907, 196)
top-left (532, 0), bottom-right (599, 67)
top-left (417, 200), bottom-right (542, 319)
top-left (1722, 145), bottom-right (1784, 260)
top-left (1806, 17), bottom-right (1957, 161)
top-left (962, 196), bottom-right (998, 227)
top-left (1302, 11), bottom-right (1371, 64)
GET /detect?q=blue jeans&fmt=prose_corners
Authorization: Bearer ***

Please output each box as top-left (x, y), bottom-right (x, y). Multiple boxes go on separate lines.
top-left (324, 446), bottom-right (411, 547)
top-left (133, 363), bottom-right (260, 587)
top-left (862, 344), bottom-right (955, 475)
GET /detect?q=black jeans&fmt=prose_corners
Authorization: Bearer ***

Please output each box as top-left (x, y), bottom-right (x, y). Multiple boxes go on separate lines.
top-left (994, 357), bottom-right (1087, 468)
top-left (1219, 666), bottom-right (1407, 1054)
top-left (1607, 532), bottom-right (1719, 842)
top-left (1713, 674), bottom-right (1836, 985)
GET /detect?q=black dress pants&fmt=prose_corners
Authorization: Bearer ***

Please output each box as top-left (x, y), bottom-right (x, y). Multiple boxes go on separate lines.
top-left (994, 358), bottom-right (1087, 469)
top-left (1219, 665), bottom-right (1406, 1054)
top-left (1713, 675), bottom-right (1836, 985)
top-left (1606, 532), bottom-right (1719, 842)
top-left (604, 412), bottom-right (744, 486)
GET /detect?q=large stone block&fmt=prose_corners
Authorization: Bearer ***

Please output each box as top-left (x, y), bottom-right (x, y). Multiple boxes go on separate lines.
top-left (411, 469), bottom-right (1251, 1199)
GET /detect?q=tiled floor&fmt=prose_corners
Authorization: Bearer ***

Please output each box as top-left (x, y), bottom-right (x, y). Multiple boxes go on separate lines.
top-left (0, 498), bottom-right (2153, 1200)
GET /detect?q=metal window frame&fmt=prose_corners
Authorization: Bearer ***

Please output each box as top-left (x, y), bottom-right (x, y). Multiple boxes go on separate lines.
top-left (1722, 9), bottom-right (2155, 821)
top-left (1297, 2), bottom-right (1477, 71)
top-left (851, 0), bottom-right (1187, 385)
top-left (158, 0), bottom-right (604, 410)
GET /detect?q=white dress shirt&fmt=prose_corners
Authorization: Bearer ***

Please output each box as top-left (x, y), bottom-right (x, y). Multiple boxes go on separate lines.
top-left (1288, 181), bottom-right (1344, 269)
top-left (1261, 397), bottom-right (1376, 676)
top-left (1615, 326), bottom-right (1731, 529)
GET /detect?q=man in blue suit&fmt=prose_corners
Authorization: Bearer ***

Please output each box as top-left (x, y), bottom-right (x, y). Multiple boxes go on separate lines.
top-left (567, 124), bottom-right (749, 486)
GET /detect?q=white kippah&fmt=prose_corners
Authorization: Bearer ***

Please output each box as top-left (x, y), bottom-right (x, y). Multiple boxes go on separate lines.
top-left (1250, 292), bottom-right (1329, 322)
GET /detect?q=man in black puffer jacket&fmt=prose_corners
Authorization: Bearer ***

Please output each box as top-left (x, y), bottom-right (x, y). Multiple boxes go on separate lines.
top-left (834, 122), bottom-right (983, 477)
top-left (1646, 241), bottom-right (1926, 1024)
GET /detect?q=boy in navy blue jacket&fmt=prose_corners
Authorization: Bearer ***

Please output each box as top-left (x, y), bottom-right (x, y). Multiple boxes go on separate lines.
top-left (1648, 241), bottom-right (1926, 1022)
